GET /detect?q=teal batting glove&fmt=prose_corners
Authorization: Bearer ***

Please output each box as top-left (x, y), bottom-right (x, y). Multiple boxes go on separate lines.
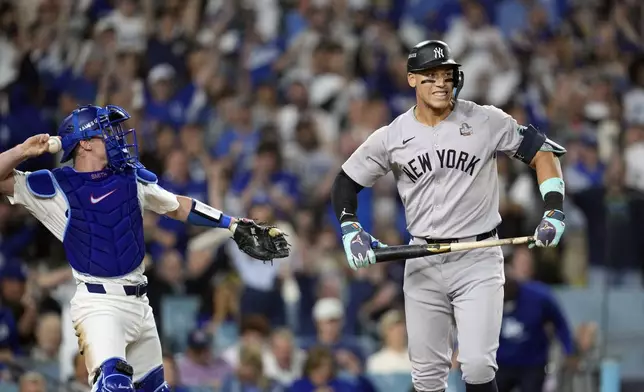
top-left (341, 222), bottom-right (387, 270)
top-left (529, 210), bottom-right (565, 248)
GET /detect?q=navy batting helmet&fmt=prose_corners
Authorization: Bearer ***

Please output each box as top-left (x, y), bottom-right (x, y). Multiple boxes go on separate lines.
top-left (407, 40), bottom-right (464, 98)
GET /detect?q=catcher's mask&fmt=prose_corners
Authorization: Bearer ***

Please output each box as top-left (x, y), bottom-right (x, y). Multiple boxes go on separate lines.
top-left (58, 104), bottom-right (142, 171)
top-left (407, 40), bottom-right (464, 99)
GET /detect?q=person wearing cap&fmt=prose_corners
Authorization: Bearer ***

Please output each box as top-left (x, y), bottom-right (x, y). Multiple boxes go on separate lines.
top-left (365, 309), bottom-right (411, 374)
top-left (145, 63), bottom-right (183, 127)
top-left (563, 132), bottom-right (605, 193)
top-left (301, 298), bottom-right (367, 380)
top-left (175, 329), bottom-right (232, 388)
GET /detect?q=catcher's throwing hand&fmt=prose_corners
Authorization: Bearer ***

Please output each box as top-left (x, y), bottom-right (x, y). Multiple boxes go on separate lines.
top-left (230, 219), bottom-right (290, 261)
top-left (19, 134), bottom-right (52, 158)
top-left (341, 221), bottom-right (387, 270)
top-left (530, 209), bottom-right (565, 248)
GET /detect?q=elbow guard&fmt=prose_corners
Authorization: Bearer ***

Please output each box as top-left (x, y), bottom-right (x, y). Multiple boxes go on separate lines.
top-left (514, 125), bottom-right (567, 164)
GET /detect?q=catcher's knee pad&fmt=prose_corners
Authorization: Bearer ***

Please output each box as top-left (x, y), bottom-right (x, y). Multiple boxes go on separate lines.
top-left (134, 365), bottom-right (170, 392)
top-left (91, 357), bottom-right (135, 392)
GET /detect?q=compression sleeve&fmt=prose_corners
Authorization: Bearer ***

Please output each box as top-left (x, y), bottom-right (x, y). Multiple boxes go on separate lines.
top-left (331, 170), bottom-right (363, 223)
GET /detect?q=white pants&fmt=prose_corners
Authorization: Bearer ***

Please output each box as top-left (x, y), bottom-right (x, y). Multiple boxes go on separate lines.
top-left (70, 283), bottom-right (163, 385)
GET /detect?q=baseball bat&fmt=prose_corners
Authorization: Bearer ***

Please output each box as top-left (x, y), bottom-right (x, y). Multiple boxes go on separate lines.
top-left (374, 236), bottom-right (535, 263)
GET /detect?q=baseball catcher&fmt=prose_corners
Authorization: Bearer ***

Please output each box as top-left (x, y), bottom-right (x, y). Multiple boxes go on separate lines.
top-left (0, 104), bottom-right (289, 392)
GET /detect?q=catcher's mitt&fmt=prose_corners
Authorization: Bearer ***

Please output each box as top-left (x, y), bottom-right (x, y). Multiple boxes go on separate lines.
top-left (232, 219), bottom-right (290, 261)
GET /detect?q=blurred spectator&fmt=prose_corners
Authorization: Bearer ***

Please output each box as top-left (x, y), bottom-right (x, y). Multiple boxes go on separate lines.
top-left (623, 124), bottom-right (644, 193)
top-left (212, 97), bottom-right (261, 175)
top-left (497, 153), bottom-right (538, 240)
top-left (0, 300), bottom-right (19, 361)
top-left (18, 371), bottom-right (46, 392)
top-left (0, 261), bottom-right (37, 349)
top-left (496, 270), bottom-right (575, 392)
top-left (264, 328), bottom-right (307, 387)
top-left (30, 313), bottom-right (61, 362)
top-left (564, 133), bottom-right (606, 193)
top-left (144, 64), bottom-right (184, 128)
top-left (175, 329), bottom-right (232, 388)
top-left (145, 249), bottom-right (186, 337)
top-left (623, 56), bottom-right (644, 126)
top-left (217, 199), bottom-right (289, 326)
top-left (301, 297), bottom-right (365, 379)
top-left (366, 309), bottom-right (411, 374)
top-left (284, 118), bottom-right (338, 207)
top-left (222, 315), bottom-right (272, 369)
top-left (289, 346), bottom-right (361, 392)
top-left (444, 0), bottom-right (519, 106)
top-left (67, 351), bottom-right (89, 392)
top-left (101, 0), bottom-right (147, 53)
top-left (231, 141), bottom-right (299, 219)
top-left (220, 345), bottom-right (283, 392)
top-left (162, 352), bottom-right (188, 392)
top-left (569, 154), bottom-right (644, 287)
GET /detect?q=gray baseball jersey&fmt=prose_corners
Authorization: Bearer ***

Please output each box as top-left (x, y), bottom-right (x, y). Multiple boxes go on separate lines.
top-left (342, 99), bottom-right (524, 239)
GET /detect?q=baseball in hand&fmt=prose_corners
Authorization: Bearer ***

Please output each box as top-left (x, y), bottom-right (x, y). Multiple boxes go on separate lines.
top-left (48, 137), bottom-right (62, 154)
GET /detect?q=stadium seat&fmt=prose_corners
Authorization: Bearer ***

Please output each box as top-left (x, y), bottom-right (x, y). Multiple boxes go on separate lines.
top-left (161, 295), bottom-right (200, 352)
top-left (214, 321), bottom-right (239, 353)
top-left (553, 287), bottom-right (644, 380)
top-left (184, 386), bottom-right (217, 392)
top-left (0, 383), bottom-right (19, 392)
top-left (447, 369), bottom-right (466, 392)
top-left (366, 373), bottom-right (413, 392)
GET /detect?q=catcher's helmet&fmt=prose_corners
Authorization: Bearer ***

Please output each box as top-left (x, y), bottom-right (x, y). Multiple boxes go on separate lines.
top-left (407, 40), bottom-right (464, 98)
top-left (58, 105), bottom-right (142, 171)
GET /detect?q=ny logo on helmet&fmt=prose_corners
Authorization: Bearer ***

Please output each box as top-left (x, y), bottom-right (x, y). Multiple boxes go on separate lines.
top-left (434, 47), bottom-right (444, 59)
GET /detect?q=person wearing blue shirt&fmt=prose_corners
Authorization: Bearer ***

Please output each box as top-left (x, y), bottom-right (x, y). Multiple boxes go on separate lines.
top-left (289, 346), bottom-right (373, 392)
top-left (144, 64), bottom-right (186, 129)
top-left (145, 10), bottom-right (190, 83)
top-left (230, 141), bottom-right (299, 219)
top-left (0, 305), bottom-right (20, 360)
top-left (496, 274), bottom-right (575, 392)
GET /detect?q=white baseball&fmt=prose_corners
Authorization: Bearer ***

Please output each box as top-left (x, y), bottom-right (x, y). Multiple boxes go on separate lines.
top-left (48, 137), bottom-right (62, 154)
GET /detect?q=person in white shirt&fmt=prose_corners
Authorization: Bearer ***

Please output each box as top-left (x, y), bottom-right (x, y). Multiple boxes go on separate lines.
top-left (366, 309), bottom-right (412, 374)
top-left (263, 327), bottom-right (307, 386)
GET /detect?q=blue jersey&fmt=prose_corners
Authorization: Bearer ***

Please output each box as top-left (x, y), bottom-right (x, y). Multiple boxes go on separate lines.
top-left (497, 281), bottom-right (574, 366)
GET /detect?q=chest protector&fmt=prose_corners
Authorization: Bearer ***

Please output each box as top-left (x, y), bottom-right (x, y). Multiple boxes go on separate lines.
top-left (52, 166), bottom-right (145, 277)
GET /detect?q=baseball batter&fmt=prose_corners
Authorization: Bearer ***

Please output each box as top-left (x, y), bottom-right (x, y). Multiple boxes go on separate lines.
top-left (0, 105), bottom-right (289, 392)
top-left (331, 41), bottom-right (566, 392)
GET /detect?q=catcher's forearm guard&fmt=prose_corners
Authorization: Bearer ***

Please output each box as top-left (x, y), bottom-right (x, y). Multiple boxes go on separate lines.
top-left (187, 199), bottom-right (233, 229)
top-left (231, 219), bottom-right (291, 262)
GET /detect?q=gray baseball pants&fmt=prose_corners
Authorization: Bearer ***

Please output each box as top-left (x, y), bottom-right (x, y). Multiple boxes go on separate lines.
top-left (403, 236), bottom-right (505, 392)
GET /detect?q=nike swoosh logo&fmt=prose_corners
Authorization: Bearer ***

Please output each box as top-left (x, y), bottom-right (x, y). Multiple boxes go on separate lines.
top-left (90, 190), bottom-right (116, 204)
top-left (403, 137), bottom-right (415, 145)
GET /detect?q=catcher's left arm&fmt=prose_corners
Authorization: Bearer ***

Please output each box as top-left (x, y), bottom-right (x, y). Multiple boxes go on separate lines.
top-left (165, 195), bottom-right (290, 261)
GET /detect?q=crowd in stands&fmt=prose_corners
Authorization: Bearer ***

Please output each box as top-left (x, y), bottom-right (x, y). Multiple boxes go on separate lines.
top-left (0, 0), bottom-right (643, 391)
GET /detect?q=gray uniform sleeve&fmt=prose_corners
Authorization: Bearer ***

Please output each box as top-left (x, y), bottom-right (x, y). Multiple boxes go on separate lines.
top-left (485, 105), bottom-right (524, 156)
top-left (341, 126), bottom-right (391, 187)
